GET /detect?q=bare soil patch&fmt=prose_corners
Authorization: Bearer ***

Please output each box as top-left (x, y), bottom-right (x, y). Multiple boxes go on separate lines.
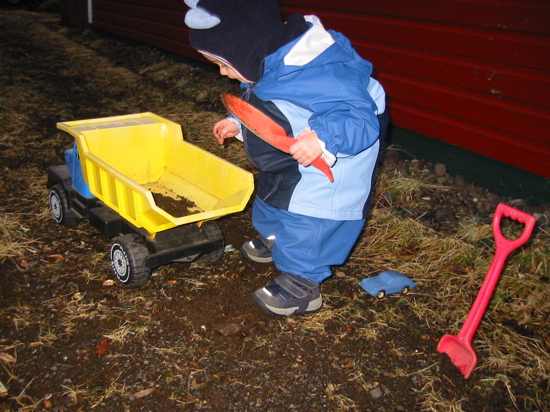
top-left (1, 8), bottom-right (548, 412)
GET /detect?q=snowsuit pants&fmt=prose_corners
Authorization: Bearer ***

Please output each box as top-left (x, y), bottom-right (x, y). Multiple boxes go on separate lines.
top-left (252, 197), bottom-right (365, 284)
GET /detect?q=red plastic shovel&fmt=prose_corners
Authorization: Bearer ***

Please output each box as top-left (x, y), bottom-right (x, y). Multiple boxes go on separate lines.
top-left (222, 94), bottom-right (334, 182)
top-left (437, 203), bottom-right (536, 378)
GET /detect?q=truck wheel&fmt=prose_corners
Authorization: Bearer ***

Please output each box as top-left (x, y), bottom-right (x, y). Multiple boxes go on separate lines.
top-left (196, 221), bottom-right (225, 265)
top-left (376, 290), bottom-right (386, 299)
top-left (110, 234), bottom-right (151, 287)
top-left (49, 184), bottom-right (79, 226)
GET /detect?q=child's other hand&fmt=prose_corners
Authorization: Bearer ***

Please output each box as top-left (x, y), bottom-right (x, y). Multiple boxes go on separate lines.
top-left (290, 130), bottom-right (323, 167)
top-left (213, 119), bottom-right (240, 144)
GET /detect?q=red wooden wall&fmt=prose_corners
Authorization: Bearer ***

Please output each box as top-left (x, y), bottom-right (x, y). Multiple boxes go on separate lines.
top-left (90, 0), bottom-right (550, 178)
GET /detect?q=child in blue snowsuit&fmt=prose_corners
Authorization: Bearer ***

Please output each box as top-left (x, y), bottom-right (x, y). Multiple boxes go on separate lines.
top-left (185, 0), bottom-right (387, 316)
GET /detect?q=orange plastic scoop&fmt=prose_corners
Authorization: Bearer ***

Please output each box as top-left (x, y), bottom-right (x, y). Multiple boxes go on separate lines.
top-left (222, 94), bottom-right (334, 182)
top-left (437, 203), bottom-right (536, 378)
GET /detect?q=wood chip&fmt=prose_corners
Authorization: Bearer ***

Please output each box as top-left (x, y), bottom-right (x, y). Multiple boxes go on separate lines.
top-left (131, 388), bottom-right (155, 399)
top-left (95, 338), bottom-right (110, 356)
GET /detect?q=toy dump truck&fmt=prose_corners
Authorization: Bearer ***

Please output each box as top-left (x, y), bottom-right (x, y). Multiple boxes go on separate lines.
top-left (47, 113), bottom-right (254, 286)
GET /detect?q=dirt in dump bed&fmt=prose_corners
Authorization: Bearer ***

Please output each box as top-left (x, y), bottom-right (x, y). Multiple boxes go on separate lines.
top-left (151, 191), bottom-right (200, 217)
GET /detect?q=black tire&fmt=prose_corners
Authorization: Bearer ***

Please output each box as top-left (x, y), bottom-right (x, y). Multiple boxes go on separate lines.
top-left (376, 290), bottom-right (386, 299)
top-left (195, 221), bottom-right (225, 265)
top-left (49, 184), bottom-right (79, 226)
top-left (110, 234), bottom-right (151, 287)
top-left (401, 286), bottom-right (410, 295)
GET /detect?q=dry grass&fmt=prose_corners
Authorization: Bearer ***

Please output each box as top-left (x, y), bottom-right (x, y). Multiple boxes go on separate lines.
top-left (0, 214), bottom-right (33, 262)
top-left (0, 169), bottom-right (48, 265)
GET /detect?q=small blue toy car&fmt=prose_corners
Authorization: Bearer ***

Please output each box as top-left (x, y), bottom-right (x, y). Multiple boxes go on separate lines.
top-left (360, 271), bottom-right (416, 299)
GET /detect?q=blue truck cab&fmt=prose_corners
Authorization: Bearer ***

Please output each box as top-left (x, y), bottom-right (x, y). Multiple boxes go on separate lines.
top-left (65, 142), bottom-right (93, 198)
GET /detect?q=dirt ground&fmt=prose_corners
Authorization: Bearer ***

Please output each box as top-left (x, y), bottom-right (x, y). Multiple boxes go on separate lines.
top-left (1, 8), bottom-right (548, 412)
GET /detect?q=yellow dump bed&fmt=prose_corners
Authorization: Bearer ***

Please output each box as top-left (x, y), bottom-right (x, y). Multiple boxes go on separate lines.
top-left (57, 113), bottom-right (254, 234)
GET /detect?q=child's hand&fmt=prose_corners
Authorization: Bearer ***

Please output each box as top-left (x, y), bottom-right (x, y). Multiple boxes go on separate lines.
top-left (213, 119), bottom-right (240, 144)
top-left (290, 130), bottom-right (323, 167)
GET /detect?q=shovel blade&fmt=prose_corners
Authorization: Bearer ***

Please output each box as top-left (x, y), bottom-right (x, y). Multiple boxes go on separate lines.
top-left (437, 334), bottom-right (477, 379)
top-left (222, 94), bottom-right (288, 138)
top-left (222, 94), bottom-right (334, 182)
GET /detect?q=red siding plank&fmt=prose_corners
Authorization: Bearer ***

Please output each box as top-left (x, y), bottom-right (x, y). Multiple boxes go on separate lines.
top-left (356, 41), bottom-right (550, 108)
top-left (391, 101), bottom-right (550, 177)
top-left (94, 0), bottom-right (185, 25)
top-left (280, 1), bottom-right (550, 35)
top-left (378, 72), bottom-right (550, 142)
top-left (289, 10), bottom-right (550, 71)
top-left (92, 20), bottom-right (193, 58)
top-left (94, 10), bottom-right (188, 44)
top-left (95, 0), bottom-right (184, 11)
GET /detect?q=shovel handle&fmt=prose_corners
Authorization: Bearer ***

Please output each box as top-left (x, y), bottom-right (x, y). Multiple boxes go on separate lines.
top-left (492, 203), bottom-right (536, 254)
top-left (459, 203), bottom-right (536, 342)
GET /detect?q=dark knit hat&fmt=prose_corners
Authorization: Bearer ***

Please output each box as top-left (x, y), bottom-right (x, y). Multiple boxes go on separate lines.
top-left (184, 0), bottom-right (308, 82)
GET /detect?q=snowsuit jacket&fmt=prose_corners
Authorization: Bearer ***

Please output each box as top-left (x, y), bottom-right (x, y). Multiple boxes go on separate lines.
top-left (239, 17), bottom-right (383, 221)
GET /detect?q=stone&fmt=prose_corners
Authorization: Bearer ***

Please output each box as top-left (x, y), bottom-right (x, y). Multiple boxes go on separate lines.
top-left (381, 149), bottom-right (399, 167)
top-left (212, 322), bottom-right (242, 336)
top-left (370, 386), bottom-right (383, 399)
top-left (434, 163), bottom-right (446, 177)
top-left (454, 175), bottom-right (467, 187)
top-left (511, 199), bottom-right (527, 208)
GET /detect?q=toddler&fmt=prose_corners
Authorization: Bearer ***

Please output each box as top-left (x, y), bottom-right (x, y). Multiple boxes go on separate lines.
top-left (184, 0), bottom-right (387, 316)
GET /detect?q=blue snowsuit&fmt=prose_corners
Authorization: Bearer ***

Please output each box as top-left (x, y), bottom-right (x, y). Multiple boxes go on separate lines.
top-left (237, 19), bottom-right (386, 283)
